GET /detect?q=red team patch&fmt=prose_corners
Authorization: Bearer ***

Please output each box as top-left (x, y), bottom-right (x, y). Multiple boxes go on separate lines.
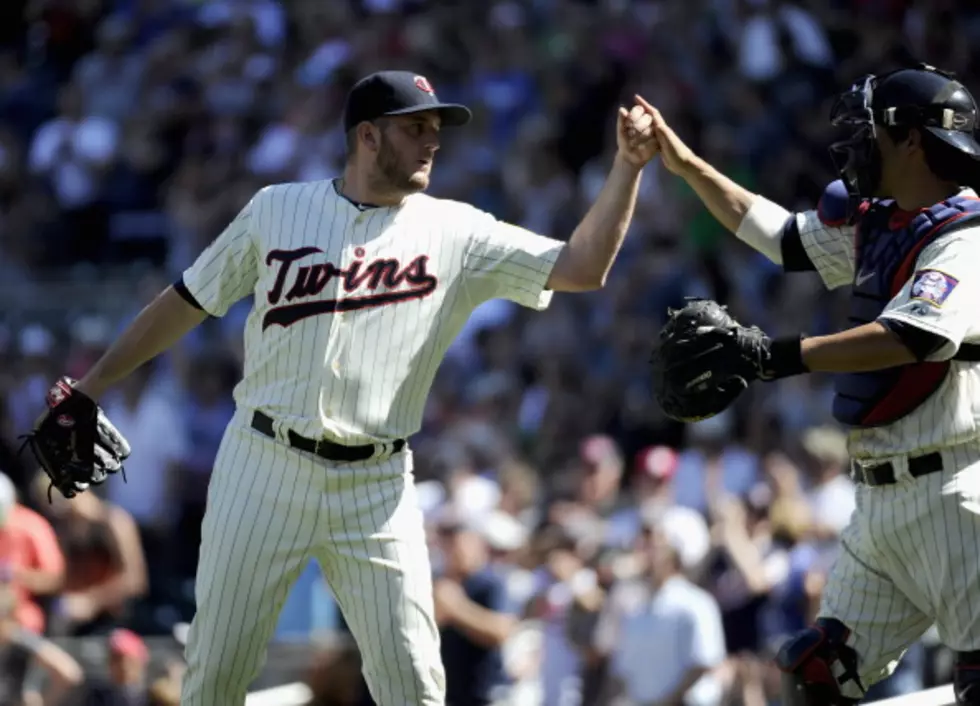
top-left (414, 75), bottom-right (434, 94)
top-left (910, 269), bottom-right (958, 306)
top-left (46, 379), bottom-right (72, 407)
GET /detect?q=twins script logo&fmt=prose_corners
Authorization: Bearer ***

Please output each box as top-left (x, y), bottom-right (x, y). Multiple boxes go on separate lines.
top-left (262, 246), bottom-right (438, 329)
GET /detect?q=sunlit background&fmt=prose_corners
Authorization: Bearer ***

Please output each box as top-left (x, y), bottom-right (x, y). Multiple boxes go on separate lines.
top-left (0, 0), bottom-right (974, 704)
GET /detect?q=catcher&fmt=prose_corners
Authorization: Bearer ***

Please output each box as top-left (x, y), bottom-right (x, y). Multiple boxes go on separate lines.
top-left (647, 64), bottom-right (980, 706)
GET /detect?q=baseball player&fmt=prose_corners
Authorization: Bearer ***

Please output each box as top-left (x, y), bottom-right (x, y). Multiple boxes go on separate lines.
top-left (35, 71), bottom-right (659, 706)
top-left (644, 64), bottom-right (980, 706)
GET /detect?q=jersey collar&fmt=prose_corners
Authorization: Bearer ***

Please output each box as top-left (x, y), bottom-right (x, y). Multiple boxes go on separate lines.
top-left (333, 178), bottom-right (380, 211)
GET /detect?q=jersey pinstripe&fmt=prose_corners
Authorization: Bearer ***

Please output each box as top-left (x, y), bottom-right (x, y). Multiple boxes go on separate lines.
top-left (817, 441), bottom-right (980, 699)
top-left (181, 410), bottom-right (445, 706)
top-left (177, 178), bottom-right (567, 706)
top-left (791, 194), bottom-right (980, 699)
top-left (797, 195), bottom-right (980, 458)
top-left (181, 179), bottom-right (564, 445)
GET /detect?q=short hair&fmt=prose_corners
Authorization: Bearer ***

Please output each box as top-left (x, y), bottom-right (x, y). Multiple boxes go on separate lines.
top-left (344, 118), bottom-right (392, 162)
top-left (344, 128), bottom-right (358, 162)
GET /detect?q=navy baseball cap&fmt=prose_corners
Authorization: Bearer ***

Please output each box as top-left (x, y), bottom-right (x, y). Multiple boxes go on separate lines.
top-left (342, 71), bottom-right (472, 133)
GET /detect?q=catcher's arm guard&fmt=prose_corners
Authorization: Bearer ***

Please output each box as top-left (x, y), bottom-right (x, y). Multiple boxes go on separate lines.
top-left (20, 377), bottom-right (131, 500)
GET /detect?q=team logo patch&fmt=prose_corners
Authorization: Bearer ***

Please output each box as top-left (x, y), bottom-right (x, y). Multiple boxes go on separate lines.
top-left (910, 269), bottom-right (958, 307)
top-left (414, 75), bottom-right (434, 94)
top-left (46, 379), bottom-right (72, 407)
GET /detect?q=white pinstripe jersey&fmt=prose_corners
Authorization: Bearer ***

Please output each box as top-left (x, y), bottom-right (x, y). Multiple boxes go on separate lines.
top-left (180, 179), bottom-right (564, 445)
top-left (796, 189), bottom-right (980, 458)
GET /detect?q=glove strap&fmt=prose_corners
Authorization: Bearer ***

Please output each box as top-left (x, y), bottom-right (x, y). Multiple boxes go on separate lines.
top-left (767, 336), bottom-right (809, 380)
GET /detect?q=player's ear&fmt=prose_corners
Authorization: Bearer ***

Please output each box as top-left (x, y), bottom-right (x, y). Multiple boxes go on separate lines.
top-left (358, 122), bottom-right (380, 152)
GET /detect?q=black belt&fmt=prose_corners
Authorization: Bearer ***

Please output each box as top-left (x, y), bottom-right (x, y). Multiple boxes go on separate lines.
top-left (250, 411), bottom-right (405, 463)
top-left (852, 451), bottom-right (943, 486)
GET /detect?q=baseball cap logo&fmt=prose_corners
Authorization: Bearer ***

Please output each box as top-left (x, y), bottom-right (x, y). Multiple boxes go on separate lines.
top-left (414, 75), bottom-right (435, 95)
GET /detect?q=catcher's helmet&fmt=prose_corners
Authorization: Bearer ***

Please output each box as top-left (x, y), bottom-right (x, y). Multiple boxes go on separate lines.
top-left (829, 63), bottom-right (980, 201)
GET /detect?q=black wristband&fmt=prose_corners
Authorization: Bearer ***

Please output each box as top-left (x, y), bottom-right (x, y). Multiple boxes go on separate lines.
top-left (767, 336), bottom-right (808, 380)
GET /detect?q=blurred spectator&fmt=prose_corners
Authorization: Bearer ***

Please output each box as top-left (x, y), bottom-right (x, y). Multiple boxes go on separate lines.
top-left (0, 472), bottom-right (65, 634)
top-left (147, 677), bottom-right (182, 706)
top-left (800, 425), bottom-right (857, 542)
top-left (705, 492), bottom-right (782, 658)
top-left (101, 360), bottom-right (185, 609)
top-left (64, 314), bottom-right (112, 381)
top-left (81, 628), bottom-right (151, 705)
top-left (28, 82), bottom-right (117, 264)
top-left (72, 14), bottom-right (144, 123)
top-left (6, 324), bottom-right (58, 435)
top-left (173, 352), bottom-right (236, 582)
top-left (606, 445), bottom-right (711, 574)
top-left (594, 520), bottom-right (726, 706)
top-left (495, 459), bottom-right (540, 531)
top-left (523, 524), bottom-right (600, 706)
top-left (435, 509), bottom-right (517, 706)
top-left (40, 483), bottom-right (148, 637)
top-left (481, 509), bottom-right (533, 615)
top-left (0, 569), bottom-right (83, 706)
top-left (0, 0), bottom-right (974, 698)
top-left (548, 435), bottom-right (624, 537)
top-left (305, 640), bottom-right (365, 706)
top-left (755, 496), bottom-right (822, 653)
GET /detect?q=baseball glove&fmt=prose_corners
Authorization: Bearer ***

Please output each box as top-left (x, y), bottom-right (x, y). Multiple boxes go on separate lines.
top-left (650, 298), bottom-right (772, 423)
top-left (20, 377), bottom-right (131, 500)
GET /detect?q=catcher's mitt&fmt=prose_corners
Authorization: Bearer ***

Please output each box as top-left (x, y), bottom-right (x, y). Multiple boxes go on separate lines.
top-left (650, 299), bottom-right (763, 423)
top-left (20, 377), bottom-right (131, 500)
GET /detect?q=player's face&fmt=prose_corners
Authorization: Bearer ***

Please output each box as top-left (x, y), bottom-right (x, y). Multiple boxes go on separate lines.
top-left (375, 112), bottom-right (442, 194)
top-left (874, 128), bottom-right (923, 197)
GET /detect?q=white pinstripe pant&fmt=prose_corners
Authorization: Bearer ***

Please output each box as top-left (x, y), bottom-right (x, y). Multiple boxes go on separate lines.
top-left (180, 410), bottom-right (446, 706)
top-left (819, 441), bottom-right (980, 699)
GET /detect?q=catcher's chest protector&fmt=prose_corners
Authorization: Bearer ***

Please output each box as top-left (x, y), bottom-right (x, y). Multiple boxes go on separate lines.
top-left (833, 193), bottom-right (980, 427)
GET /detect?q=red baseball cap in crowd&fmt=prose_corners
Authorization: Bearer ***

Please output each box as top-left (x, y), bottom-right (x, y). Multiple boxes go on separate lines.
top-left (109, 629), bottom-right (149, 663)
top-left (634, 445), bottom-right (679, 481)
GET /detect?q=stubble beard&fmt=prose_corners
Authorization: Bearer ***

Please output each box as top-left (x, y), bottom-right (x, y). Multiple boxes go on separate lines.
top-left (373, 133), bottom-right (430, 196)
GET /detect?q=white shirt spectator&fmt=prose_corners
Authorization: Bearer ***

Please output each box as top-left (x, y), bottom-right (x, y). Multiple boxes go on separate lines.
top-left (739, 11), bottom-right (782, 82)
top-left (673, 444), bottom-right (760, 515)
top-left (246, 122), bottom-right (301, 176)
top-left (738, 3), bottom-right (832, 82)
top-left (29, 116), bottom-right (118, 209)
top-left (536, 570), bottom-right (590, 706)
top-left (597, 576), bottom-right (726, 706)
top-left (246, 120), bottom-right (340, 182)
top-left (73, 53), bottom-right (144, 122)
top-left (103, 385), bottom-right (188, 529)
top-left (6, 325), bottom-right (56, 433)
top-left (779, 4), bottom-right (833, 68)
top-left (807, 473), bottom-right (857, 535)
top-left (295, 38), bottom-right (353, 86)
top-left (605, 504), bottom-right (711, 571)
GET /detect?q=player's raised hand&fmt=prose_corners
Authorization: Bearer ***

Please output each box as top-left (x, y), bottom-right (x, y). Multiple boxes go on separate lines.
top-left (616, 97), bottom-right (659, 168)
top-left (633, 95), bottom-right (699, 176)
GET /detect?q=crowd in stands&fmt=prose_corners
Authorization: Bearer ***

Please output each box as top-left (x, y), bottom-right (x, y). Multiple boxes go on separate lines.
top-left (1, 0), bottom-right (978, 704)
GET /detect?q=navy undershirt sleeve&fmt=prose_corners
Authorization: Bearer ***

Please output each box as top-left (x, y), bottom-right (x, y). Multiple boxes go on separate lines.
top-left (173, 277), bottom-right (205, 311)
top-left (780, 217), bottom-right (816, 272)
